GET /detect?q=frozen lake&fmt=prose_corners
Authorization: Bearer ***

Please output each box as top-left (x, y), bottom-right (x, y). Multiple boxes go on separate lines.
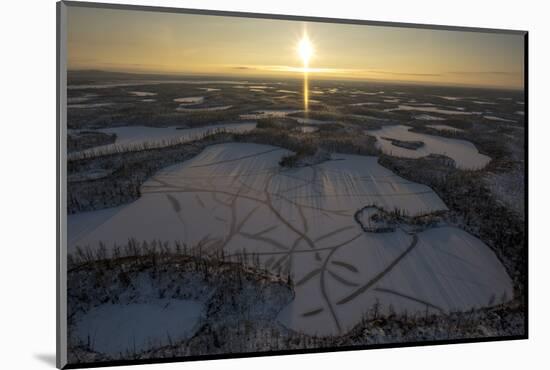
top-left (75, 299), bottom-right (204, 355)
top-left (174, 96), bottom-right (205, 105)
top-left (69, 143), bottom-right (511, 336)
top-left (366, 125), bottom-right (491, 170)
top-left (385, 105), bottom-right (479, 116)
top-left (426, 124), bottom-right (464, 133)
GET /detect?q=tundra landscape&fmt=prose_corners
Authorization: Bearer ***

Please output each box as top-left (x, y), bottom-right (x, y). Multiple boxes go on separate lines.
top-left (63, 5), bottom-right (526, 366)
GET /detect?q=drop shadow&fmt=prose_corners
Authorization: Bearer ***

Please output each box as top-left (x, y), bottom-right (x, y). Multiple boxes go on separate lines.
top-left (34, 353), bottom-right (56, 367)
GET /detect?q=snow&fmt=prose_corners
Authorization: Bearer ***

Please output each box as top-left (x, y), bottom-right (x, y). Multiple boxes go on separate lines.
top-left (484, 115), bottom-right (516, 122)
top-left (414, 114), bottom-right (446, 121)
top-left (68, 103), bottom-right (113, 109)
top-left (385, 105), bottom-right (479, 115)
top-left (434, 96), bottom-right (462, 101)
top-left (67, 94), bottom-right (97, 103)
top-left (349, 102), bottom-right (379, 106)
top-left (173, 96), bottom-right (204, 105)
top-left (295, 117), bottom-right (332, 125)
top-left (239, 109), bottom-right (302, 120)
top-left (472, 100), bottom-right (496, 105)
top-left (357, 91), bottom-right (384, 95)
top-left (68, 143), bottom-right (511, 337)
top-left (175, 105), bottom-right (233, 112)
top-left (515, 111), bottom-right (525, 116)
top-left (68, 168), bottom-right (113, 182)
top-left (141, 99), bottom-right (155, 102)
top-left (129, 91), bottom-right (157, 97)
top-left (70, 123), bottom-right (256, 158)
top-left (198, 88), bottom-right (220, 92)
top-left (74, 300), bottom-right (204, 355)
top-left (68, 206), bottom-right (126, 248)
top-left (384, 99), bottom-right (400, 103)
top-left (426, 124), bottom-right (464, 133)
top-left (68, 80), bottom-right (254, 90)
top-left (296, 126), bottom-right (319, 133)
top-left (277, 90), bottom-right (298, 94)
top-left (366, 125), bottom-right (490, 170)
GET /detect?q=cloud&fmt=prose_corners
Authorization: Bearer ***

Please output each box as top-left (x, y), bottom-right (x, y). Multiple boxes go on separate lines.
top-left (448, 71), bottom-right (520, 75)
top-left (371, 71), bottom-right (441, 77)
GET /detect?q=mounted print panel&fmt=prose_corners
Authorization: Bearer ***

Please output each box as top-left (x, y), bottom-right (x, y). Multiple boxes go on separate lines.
top-left (57, 1), bottom-right (527, 368)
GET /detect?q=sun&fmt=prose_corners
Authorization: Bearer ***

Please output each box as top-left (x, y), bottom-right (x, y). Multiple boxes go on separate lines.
top-left (298, 33), bottom-right (314, 68)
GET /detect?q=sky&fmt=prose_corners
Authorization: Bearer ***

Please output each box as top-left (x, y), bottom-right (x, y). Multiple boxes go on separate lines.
top-left (67, 6), bottom-right (525, 89)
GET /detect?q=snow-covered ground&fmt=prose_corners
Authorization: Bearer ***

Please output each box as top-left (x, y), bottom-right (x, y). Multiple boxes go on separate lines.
top-left (415, 114), bottom-right (446, 121)
top-left (68, 80), bottom-right (255, 90)
top-left (175, 105), bottom-right (232, 112)
top-left (426, 124), bottom-right (464, 133)
top-left (174, 96), bottom-right (204, 105)
top-left (69, 123), bottom-right (256, 158)
top-left (67, 94), bottom-right (97, 103)
top-left (239, 109), bottom-right (302, 120)
top-left (349, 102), bottom-right (380, 106)
top-left (69, 143), bottom-right (511, 337)
top-left (484, 115), bottom-right (516, 122)
top-left (366, 125), bottom-right (490, 170)
top-left (385, 105), bottom-right (480, 115)
top-left (472, 100), bottom-right (496, 105)
top-left (129, 91), bottom-right (157, 97)
top-left (75, 299), bottom-right (204, 355)
top-left (295, 117), bottom-right (332, 125)
top-left (296, 126), bottom-right (319, 133)
top-left (68, 103), bottom-right (113, 109)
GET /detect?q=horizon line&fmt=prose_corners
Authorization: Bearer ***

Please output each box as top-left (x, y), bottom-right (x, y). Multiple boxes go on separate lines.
top-left (67, 68), bottom-right (524, 92)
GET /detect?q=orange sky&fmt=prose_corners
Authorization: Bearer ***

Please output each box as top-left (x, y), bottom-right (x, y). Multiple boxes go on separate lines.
top-left (67, 6), bottom-right (525, 89)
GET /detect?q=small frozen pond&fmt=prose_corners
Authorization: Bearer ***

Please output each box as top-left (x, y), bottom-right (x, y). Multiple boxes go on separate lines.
top-left (426, 124), bottom-right (464, 133)
top-left (174, 96), bottom-right (204, 105)
top-left (385, 105), bottom-right (479, 116)
top-left (67, 94), bottom-right (97, 104)
top-left (129, 91), bottom-right (157, 97)
top-left (68, 103), bottom-right (113, 109)
top-left (74, 299), bottom-right (204, 355)
top-left (472, 100), bottom-right (496, 105)
top-left (296, 126), bottom-right (319, 133)
top-left (366, 125), bottom-right (490, 170)
top-left (414, 114), bottom-right (446, 121)
top-left (176, 105), bottom-right (233, 112)
top-left (484, 115), bottom-right (516, 122)
top-left (434, 96), bottom-right (462, 101)
top-left (349, 102), bottom-right (379, 106)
